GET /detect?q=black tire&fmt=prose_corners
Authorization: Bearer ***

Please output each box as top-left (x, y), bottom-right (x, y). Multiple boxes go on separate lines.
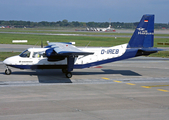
top-left (5, 69), bottom-right (11, 75)
top-left (65, 72), bottom-right (72, 78)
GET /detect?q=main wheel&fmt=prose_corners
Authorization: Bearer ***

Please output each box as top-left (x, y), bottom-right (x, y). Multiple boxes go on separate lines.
top-left (5, 69), bottom-right (12, 75)
top-left (65, 72), bottom-right (72, 78)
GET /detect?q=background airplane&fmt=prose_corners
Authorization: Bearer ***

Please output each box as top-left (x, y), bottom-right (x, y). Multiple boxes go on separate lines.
top-left (86, 24), bottom-right (115, 32)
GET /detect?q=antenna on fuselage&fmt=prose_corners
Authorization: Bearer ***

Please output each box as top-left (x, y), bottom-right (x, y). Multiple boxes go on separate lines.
top-left (85, 41), bottom-right (91, 48)
top-left (34, 40), bottom-right (43, 48)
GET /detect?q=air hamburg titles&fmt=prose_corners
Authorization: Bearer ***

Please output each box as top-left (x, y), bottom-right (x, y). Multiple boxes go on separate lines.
top-left (137, 27), bottom-right (154, 35)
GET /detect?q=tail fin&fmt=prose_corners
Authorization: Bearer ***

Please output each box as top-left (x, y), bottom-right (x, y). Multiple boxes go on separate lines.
top-left (128, 14), bottom-right (154, 48)
top-left (108, 25), bottom-right (111, 29)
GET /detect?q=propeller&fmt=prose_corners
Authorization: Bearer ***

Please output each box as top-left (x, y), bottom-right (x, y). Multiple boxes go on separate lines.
top-left (41, 40), bottom-right (43, 48)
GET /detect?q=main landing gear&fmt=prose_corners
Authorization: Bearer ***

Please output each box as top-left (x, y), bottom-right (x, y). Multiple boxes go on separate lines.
top-left (62, 68), bottom-right (72, 78)
top-left (65, 72), bottom-right (72, 78)
top-left (5, 66), bottom-right (12, 75)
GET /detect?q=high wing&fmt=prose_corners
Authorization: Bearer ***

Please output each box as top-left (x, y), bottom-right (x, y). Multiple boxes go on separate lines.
top-left (46, 42), bottom-right (94, 57)
top-left (53, 42), bottom-right (93, 56)
top-left (45, 42), bottom-right (94, 62)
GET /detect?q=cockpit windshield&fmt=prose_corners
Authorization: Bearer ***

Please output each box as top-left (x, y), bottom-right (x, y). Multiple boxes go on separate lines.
top-left (19, 50), bottom-right (31, 58)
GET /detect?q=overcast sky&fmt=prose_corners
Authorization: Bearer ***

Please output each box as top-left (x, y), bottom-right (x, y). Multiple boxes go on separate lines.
top-left (0, 0), bottom-right (168, 23)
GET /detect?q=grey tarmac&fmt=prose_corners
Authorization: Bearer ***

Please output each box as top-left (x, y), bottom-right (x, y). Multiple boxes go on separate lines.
top-left (0, 56), bottom-right (169, 120)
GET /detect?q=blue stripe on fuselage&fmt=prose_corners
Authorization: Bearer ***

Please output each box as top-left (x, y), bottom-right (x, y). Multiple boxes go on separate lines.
top-left (74, 48), bottom-right (138, 69)
top-left (9, 65), bottom-right (32, 69)
top-left (7, 65), bottom-right (67, 70)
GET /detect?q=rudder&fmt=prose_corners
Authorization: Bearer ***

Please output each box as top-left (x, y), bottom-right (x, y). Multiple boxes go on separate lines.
top-left (128, 14), bottom-right (154, 48)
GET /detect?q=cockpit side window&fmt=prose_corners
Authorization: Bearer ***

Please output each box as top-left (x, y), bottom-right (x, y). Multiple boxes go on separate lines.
top-left (19, 50), bottom-right (31, 58)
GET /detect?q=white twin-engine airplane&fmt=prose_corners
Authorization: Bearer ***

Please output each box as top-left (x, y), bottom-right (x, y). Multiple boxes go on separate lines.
top-left (3, 15), bottom-right (163, 78)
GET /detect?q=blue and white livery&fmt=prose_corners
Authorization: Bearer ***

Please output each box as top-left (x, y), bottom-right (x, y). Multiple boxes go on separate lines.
top-left (3, 15), bottom-right (163, 78)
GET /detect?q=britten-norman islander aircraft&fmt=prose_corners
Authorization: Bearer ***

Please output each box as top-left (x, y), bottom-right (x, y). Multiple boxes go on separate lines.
top-left (3, 15), bottom-right (163, 78)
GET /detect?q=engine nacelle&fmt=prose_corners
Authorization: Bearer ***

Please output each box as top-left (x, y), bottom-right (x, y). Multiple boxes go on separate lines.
top-left (45, 48), bottom-right (66, 61)
top-left (46, 48), bottom-right (56, 57)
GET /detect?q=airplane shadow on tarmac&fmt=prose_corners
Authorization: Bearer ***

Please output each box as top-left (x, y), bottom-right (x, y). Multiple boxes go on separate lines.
top-left (1, 69), bottom-right (141, 83)
top-left (73, 69), bottom-right (141, 76)
top-left (36, 69), bottom-right (141, 83)
top-left (36, 69), bottom-right (72, 83)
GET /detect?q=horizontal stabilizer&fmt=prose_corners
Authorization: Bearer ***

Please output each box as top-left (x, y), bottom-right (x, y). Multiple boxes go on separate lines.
top-left (138, 48), bottom-right (164, 52)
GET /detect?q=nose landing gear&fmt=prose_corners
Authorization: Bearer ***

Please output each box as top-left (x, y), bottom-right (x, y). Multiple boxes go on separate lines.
top-left (5, 66), bottom-right (12, 75)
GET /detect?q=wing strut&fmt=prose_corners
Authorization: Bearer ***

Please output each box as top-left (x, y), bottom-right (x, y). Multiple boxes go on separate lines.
top-left (67, 56), bottom-right (75, 72)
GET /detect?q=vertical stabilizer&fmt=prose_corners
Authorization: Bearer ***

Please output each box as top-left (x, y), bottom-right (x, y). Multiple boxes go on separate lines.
top-left (128, 15), bottom-right (154, 48)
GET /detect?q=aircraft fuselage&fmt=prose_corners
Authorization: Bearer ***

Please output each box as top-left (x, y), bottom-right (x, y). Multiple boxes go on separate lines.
top-left (3, 44), bottom-right (129, 70)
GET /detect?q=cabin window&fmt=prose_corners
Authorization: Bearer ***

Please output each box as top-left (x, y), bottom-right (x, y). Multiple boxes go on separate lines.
top-left (19, 50), bottom-right (31, 58)
top-left (33, 52), bottom-right (42, 58)
top-left (32, 52), bottom-right (46, 58)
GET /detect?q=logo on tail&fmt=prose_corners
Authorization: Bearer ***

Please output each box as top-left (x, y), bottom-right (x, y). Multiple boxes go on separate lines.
top-left (137, 27), bottom-right (154, 35)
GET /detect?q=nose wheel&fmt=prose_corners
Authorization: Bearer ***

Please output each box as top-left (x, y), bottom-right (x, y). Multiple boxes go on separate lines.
top-left (5, 68), bottom-right (12, 75)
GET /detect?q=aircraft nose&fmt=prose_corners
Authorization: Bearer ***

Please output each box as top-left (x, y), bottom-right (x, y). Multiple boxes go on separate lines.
top-left (3, 58), bottom-right (10, 65)
top-left (3, 57), bottom-right (15, 65)
top-left (3, 56), bottom-right (19, 65)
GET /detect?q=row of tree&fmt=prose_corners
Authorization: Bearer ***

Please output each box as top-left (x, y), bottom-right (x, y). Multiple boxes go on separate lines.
top-left (0, 20), bottom-right (168, 29)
